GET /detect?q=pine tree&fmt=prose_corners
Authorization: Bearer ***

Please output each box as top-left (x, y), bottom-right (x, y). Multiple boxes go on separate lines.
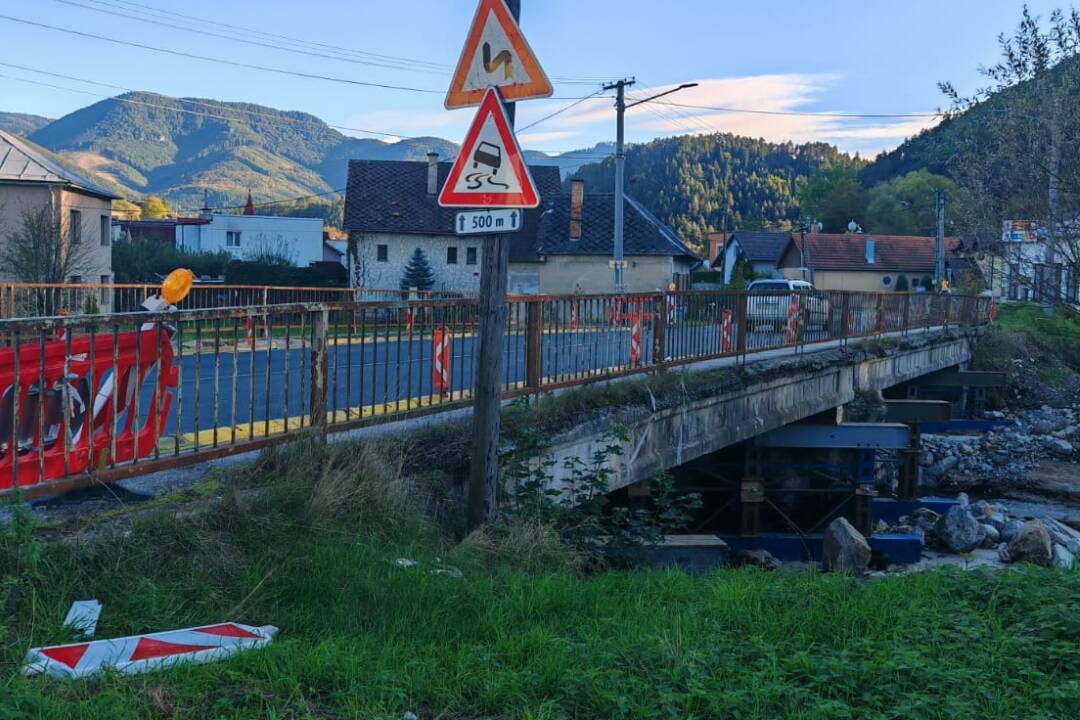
top-left (400, 247), bottom-right (436, 291)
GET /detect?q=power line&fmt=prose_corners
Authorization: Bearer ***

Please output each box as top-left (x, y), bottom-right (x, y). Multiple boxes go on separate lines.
top-left (654, 99), bottom-right (941, 119)
top-left (0, 13), bottom-right (446, 94)
top-left (0, 65), bottom-right (615, 158)
top-left (49, 0), bottom-right (613, 84)
top-left (47, 0), bottom-right (454, 75)
top-left (517, 88), bottom-right (606, 132)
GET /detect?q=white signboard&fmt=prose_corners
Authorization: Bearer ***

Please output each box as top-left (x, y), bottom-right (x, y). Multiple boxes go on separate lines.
top-left (456, 209), bottom-right (523, 235)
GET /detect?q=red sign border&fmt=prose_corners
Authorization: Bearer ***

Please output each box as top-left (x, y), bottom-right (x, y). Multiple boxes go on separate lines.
top-left (444, 0), bottom-right (553, 109)
top-left (438, 87), bottom-right (540, 209)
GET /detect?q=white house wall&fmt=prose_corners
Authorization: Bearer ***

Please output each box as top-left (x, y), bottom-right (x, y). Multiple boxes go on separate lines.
top-left (176, 215), bottom-right (326, 267)
top-left (353, 233), bottom-right (482, 292)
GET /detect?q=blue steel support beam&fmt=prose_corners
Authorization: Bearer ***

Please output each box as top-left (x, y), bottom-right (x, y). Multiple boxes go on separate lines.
top-left (758, 423), bottom-right (911, 450)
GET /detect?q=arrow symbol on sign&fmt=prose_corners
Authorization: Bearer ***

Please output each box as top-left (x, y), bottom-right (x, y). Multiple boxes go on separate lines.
top-left (459, 215), bottom-right (466, 232)
top-left (510, 211), bottom-right (518, 229)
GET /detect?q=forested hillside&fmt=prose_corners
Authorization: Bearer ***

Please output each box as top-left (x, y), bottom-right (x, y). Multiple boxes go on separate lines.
top-left (573, 134), bottom-right (862, 250)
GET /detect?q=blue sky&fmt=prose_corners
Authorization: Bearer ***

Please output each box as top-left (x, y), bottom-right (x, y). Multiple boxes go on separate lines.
top-left (0, 0), bottom-right (1063, 158)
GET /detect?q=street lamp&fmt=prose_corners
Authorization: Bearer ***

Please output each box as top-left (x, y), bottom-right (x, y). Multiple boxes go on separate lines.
top-left (603, 80), bottom-right (699, 292)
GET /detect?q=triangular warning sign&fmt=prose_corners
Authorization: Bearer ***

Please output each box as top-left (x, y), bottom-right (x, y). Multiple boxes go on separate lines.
top-left (439, 87), bottom-right (540, 209)
top-left (445, 0), bottom-right (553, 109)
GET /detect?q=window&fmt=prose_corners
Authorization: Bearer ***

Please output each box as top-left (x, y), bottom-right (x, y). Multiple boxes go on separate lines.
top-left (226, 231), bottom-right (241, 248)
top-left (447, 246), bottom-right (458, 265)
top-left (69, 275), bottom-right (82, 283)
top-left (466, 247), bottom-right (477, 265)
top-left (376, 244), bottom-right (388, 262)
top-left (100, 215), bottom-right (110, 246)
top-left (69, 210), bottom-right (82, 244)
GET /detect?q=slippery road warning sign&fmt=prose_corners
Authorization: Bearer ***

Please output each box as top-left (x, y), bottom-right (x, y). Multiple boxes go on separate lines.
top-left (439, 87), bottom-right (540, 208)
top-left (445, 0), bottom-right (553, 109)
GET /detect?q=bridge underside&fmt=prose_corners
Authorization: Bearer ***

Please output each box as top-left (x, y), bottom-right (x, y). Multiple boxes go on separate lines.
top-left (541, 330), bottom-right (978, 495)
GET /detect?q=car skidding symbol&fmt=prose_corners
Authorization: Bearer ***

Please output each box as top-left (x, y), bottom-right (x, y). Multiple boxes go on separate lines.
top-left (473, 142), bottom-right (502, 174)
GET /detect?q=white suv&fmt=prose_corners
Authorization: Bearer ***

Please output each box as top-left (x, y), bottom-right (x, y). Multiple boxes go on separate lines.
top-left (746, 279), bottom-right (830, 333)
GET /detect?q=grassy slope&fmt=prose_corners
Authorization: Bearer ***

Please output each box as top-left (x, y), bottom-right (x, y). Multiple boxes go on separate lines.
top-left (2, 436), bottom-right (1080, 719)
top-left (972, 303), bottom-right (1080, 392)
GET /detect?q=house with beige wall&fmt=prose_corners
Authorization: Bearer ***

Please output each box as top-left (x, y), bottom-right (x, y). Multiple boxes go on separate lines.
top-left (776, 231), bottom-right (962, 292)
top-left (343, 155), bottom-right (698, 295)
top-left (0, 130), bottom-right (117, 309)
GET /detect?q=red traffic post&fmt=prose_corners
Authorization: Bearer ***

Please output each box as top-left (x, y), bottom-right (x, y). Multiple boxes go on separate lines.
top-left (432, 325), bottom-right (451, 396)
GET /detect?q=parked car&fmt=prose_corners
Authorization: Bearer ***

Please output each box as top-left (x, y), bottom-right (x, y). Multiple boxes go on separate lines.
top-left (746, 279), bottom-right (830, 333)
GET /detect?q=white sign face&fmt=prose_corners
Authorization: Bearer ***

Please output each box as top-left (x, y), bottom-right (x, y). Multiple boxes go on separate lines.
top-left (451, 114), bottom-right (523, 197)
top-left (444, 0), bottom-right (552, 108)
top-left (456, 209), bottom-right (523, 235)
top-left (438, 87), bottom-right (539, 208)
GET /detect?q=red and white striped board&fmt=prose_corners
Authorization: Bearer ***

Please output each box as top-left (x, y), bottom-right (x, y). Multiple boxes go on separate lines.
top-left (24, 622), bottom-right (277, 679)
top-left (629, 319), bottom-right (643, 367)
top-left (785, 295), bottom-right (800, 343)
top-left (432, 326), bottom-right (451, 394)
top-left (720, 309), bottom-right (733, 354)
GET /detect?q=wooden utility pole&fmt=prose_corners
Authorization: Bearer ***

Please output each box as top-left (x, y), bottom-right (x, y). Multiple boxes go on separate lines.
top-left (467, 0), bottom-right (520, 530)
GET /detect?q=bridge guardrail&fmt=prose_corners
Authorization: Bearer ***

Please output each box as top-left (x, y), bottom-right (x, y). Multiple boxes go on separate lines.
top-left (0, 289), bottom-right (992, 498)
top-left (0, 282), bottom-right (472, 319)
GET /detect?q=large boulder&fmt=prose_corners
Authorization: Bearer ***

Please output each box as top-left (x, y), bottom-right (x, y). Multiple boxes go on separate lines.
top-left (934, 504), bottom-right (986, 553)
top-left (1005, 520), bottom-right (1054, 566)
top-left (1001, 519), bottom-right (1025, 544)
top-left (823, 517), bottom-right (871, 574)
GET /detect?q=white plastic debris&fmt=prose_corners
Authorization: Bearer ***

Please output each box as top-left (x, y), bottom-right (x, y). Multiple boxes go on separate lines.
top-left (394, 558), bottom-right (420, 568)
top-left (62, 600), bottom-right (102, 638)
top-left (24, 622), bottom-right (277, 679)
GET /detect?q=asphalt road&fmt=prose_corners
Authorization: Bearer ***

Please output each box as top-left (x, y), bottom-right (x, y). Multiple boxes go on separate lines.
top-left (125, 318), bottom-right (847, 438)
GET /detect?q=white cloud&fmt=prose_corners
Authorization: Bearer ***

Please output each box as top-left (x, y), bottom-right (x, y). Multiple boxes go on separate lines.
top-left (527, 74), bottom-right (940, 156)
top-left (517, 130), bottom-right (577, 144)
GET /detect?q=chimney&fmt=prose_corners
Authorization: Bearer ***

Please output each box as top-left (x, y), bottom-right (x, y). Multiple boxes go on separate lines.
top-left (865, 237), bottom-right (876, 264)
top-left (426, 152), bottom-right (439, 195)
top-left (569, 179), bottom-right (584, 240)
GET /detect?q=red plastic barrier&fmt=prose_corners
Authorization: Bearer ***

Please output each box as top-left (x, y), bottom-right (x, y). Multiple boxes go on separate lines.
top-left (0, 326), bottom-right (177, 490)
top-left (720, 309), bottom-right (733, 353)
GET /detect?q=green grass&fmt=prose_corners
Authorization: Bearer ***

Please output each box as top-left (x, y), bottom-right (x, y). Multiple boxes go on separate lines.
top-left (995, 302), bottom-right (1080, 339)
top-left (2, 440), bottom-right (1079, 719)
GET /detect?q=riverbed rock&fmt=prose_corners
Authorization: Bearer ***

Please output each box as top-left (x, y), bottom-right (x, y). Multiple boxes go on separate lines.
top-left (1053, 544), bottom-right (1076, 569)
top-left (735, 549), bottom-right (781, 571)
top-left (981, 523), bottom-right (1001, 546)
top-left (1045, 438), bottom-right (1074, 457)
top-left (1001, 519), bottom-right (1025, 544)
top-left (1006, 521), bottom-right (1054, 566)
top-left (823, 517), bottom-right (871, 574)
top-left (934, 505), bottom-right (986, 553)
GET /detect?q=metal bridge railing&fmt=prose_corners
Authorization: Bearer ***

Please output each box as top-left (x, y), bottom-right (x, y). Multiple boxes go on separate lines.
top-left (0, 282), bottom-right (471, 319)
top-left (0, 289), bottom-right (992, 497)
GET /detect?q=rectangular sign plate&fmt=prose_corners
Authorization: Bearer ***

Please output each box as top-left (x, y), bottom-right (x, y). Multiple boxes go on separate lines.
top-left (455, 209), bottom-right (523, 235)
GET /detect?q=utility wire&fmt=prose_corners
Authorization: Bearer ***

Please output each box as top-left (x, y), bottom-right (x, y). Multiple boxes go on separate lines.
top-left (0, 65), bottom-right (616, 158)
top-left (47, 0), bottom-right (455, 75)
top-left (654, 99), bottom-right (941, 119)
top-left (517, 88), bottom-right (606, 132)
top-left (0, 13), bottom-right (446, 94)
top-left (79, 0), bottom-right (614, 82)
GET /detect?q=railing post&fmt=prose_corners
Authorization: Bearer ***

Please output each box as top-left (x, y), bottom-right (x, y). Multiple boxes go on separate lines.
top-left (652, 292), bottom-right (666, 369)
top-left (525, 299), bottom-right (543, 391)
top-left (310, 309), bottom-right (329, 436)
top-left (901, 293), bottom-right (911, 335)
top-left (839, 293), bottom-right (851, 344)
top-left (874, 294), bottom-right (885, 335)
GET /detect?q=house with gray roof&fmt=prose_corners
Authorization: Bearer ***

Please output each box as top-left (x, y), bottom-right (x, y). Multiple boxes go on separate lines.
top-left (344, 154), bottom-right (698, 294)
top-left (711, 230), bottom-right (790, 285)
top-left (0, 130), bottom-right (118, 300)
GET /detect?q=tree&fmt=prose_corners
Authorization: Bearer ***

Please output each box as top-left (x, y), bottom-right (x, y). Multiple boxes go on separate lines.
top-left (400, 247), bottom-right (435, 291)
top-left (895, 274), bottom-right (910, 292)
top-left (865, 170), bottom-right (964, 236)
top-left (0, 206), bottom-right (97, 315)
top-left (940, 5), bottom-right (1080, 303)
top-left (798, 166), bottom-right (868, 232)
top-left (139, 195), bottom-right (171, 220)
top-left (244, 234), bottom-right (296, 266)
top-left (112, 198), bottom-right (142, 220)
